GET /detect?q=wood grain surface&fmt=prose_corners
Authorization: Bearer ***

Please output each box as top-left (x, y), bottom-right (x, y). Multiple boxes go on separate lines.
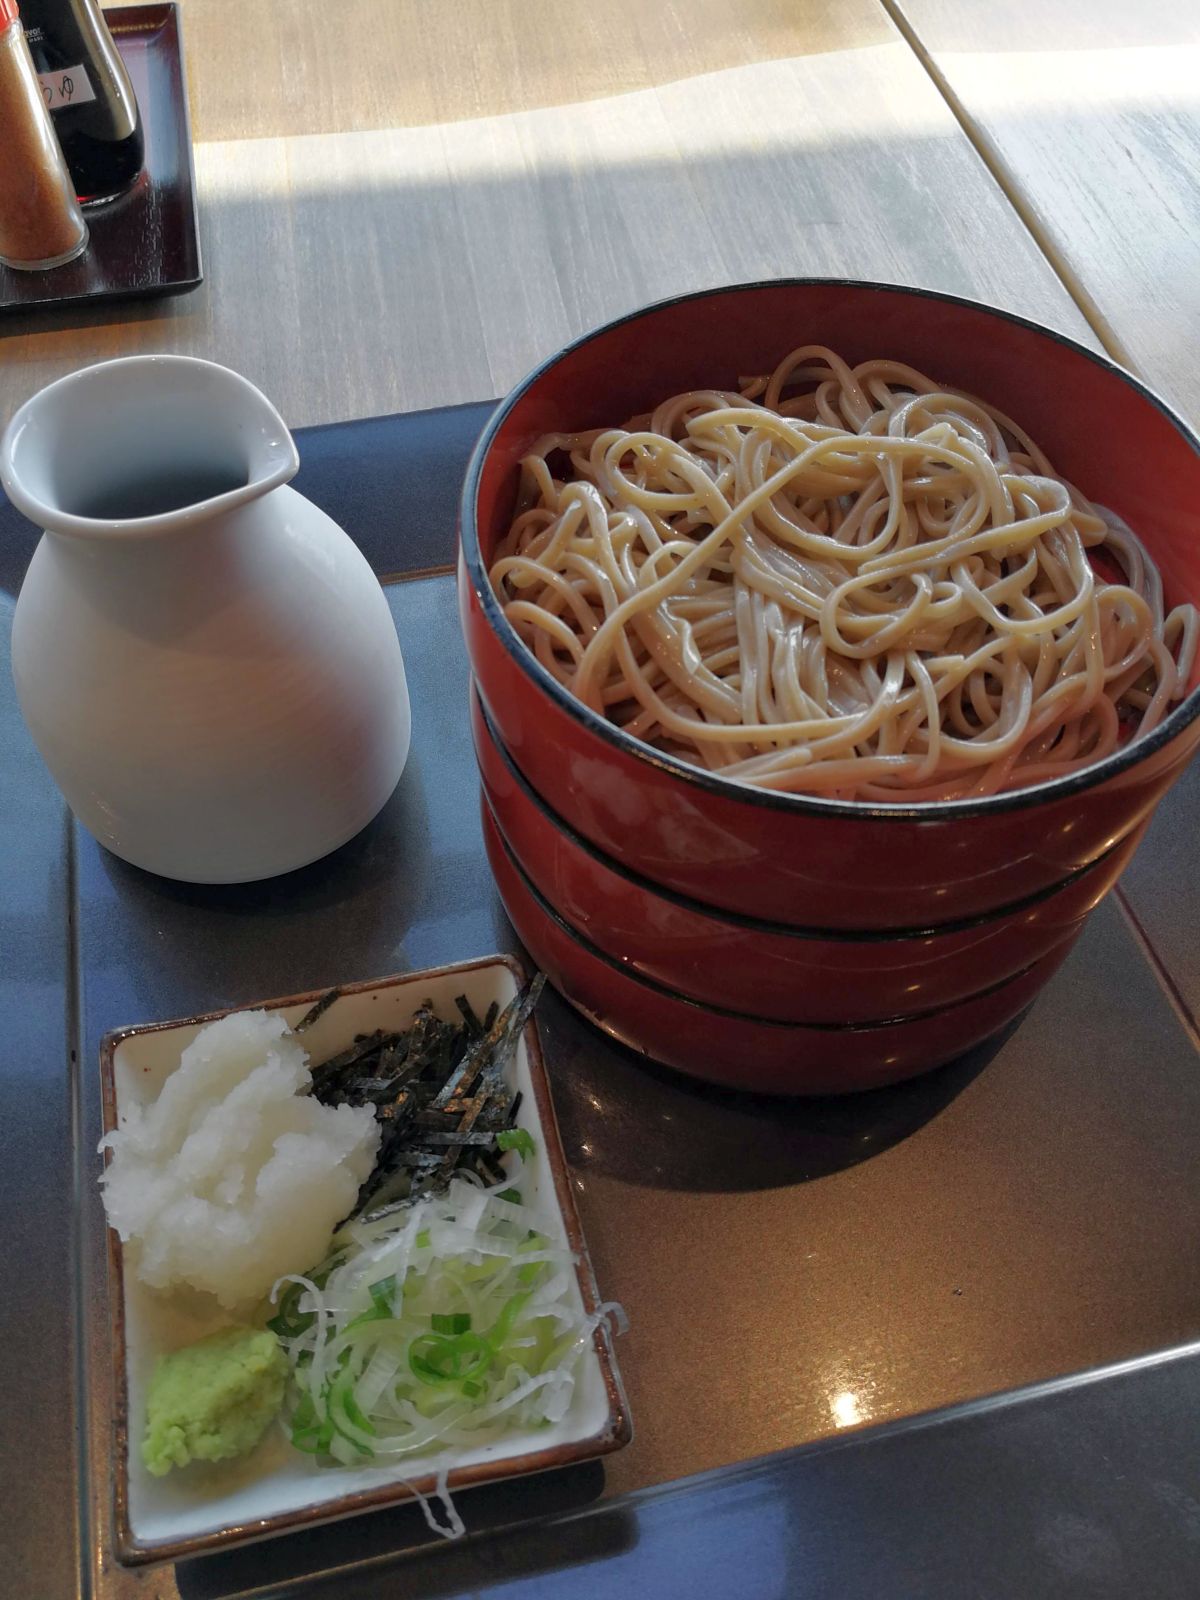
top-left (0, 0), bottom-right (1093, 429)
top-left (173, 0), bottom-right (896, 141)
top-left (889, 0), bottom-right (1200, 423)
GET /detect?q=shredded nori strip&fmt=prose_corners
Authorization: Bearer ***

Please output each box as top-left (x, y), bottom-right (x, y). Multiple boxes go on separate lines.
top-left (295, 987), bottom-right (341, 1033)
top-left (308, 974), bottom-right (545, 1220)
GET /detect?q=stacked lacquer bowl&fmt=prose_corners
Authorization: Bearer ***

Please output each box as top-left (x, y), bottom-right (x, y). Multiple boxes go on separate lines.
top-left (458, 281), bottom-right (1200, 1094)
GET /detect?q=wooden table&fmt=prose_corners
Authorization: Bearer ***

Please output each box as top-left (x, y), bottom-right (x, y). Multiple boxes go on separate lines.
top-left (0, 0), bottom-right (1095, 427)
top-left (890, 0), bottom-right (1200, 421)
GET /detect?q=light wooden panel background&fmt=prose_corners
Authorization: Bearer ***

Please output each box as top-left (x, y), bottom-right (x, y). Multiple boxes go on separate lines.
top-left (0, 0), bottom-right (1093, 428)
top-left (891, 0), bottom-right (1200, 424)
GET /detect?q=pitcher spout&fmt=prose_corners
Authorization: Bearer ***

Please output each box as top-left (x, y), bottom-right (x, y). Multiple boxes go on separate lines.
top-left (0, 355), bottom-right (299, 538)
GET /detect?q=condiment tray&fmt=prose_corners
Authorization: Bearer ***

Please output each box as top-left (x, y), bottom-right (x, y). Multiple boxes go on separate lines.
top-left (0, 5), bottom-right (201, 315)
top-left (100, 955), bottom-right (630, 1565)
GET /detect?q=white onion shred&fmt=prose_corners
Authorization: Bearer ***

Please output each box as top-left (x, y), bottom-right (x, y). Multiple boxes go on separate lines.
top-left (271, 1162), bottom-right (626, 1540)
top-left (402, 1466), bottom-right (467, 1541)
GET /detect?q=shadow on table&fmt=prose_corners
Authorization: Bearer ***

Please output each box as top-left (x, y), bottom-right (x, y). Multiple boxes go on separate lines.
top-left (174, 1461), bottom-right (628, 1600)
top-left (535, 981), bottom-right (1015, 1195)
top-left (85, 746), bottom-right (445, 1013)
top-left (90, 754), bottom-right (1004, 1203)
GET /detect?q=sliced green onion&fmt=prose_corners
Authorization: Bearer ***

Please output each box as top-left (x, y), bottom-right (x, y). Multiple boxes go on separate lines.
top-left (487, 1289), bottom-right (532, 1348)
top-left (408, 1334), bottom-right (463, 1384)
top-left (325, 1370), bottom-right (372, 1454)
top-left (342, 1304), bottom-right (392, 1334)
top-left (268, 1281), bottom-right (314, 1339)
top-left (289, 1392), bottom-right (317, 1447)
top-left (408, 1331), bottom-right (492, 1386)
top-left (496, 1187), bottom-right (522, 1205)
top-left (369, 1275), bottom-right (397, 1315)
top-left (274, 1169), bottom-right (628, 1485)
top-left (269, 1260), bottom-right (342, 1338)
top-left (517, 1233), bottom-right (549, 1286)
top-left (431, 1311), bottom-right (471, 1335)
top-left (496, 1127), bottom-right (535, 1162)
top-left (296, 1416), bottom-right (334, 1455)
top-left (340, 1387), bottom-right (377, 1439)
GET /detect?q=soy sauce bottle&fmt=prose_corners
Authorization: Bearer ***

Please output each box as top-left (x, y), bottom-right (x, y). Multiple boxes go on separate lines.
top-left (19, 0), bottom-right (143, 205)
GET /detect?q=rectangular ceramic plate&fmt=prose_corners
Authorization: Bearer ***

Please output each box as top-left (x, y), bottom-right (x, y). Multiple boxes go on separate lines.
top-left (100, 955), bottom-right (631, 1566)
top-left (0, 5), bottom-right (202, 314)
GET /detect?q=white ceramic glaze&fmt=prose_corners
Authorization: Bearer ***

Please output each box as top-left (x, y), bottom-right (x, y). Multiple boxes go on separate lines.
top-left (2, 355), bottom-right (410, 882)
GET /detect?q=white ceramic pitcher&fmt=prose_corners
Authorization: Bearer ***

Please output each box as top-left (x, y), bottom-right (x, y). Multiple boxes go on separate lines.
top-left (2, 356), bottom-right (411, 883)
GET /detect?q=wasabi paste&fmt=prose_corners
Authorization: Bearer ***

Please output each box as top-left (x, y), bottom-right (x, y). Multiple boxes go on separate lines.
top-left (142, 1326), bottom-right (286, 1476)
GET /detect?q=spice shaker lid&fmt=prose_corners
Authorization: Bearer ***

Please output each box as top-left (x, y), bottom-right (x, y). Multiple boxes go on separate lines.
top-left (0, 0), bottom-right (19, 31)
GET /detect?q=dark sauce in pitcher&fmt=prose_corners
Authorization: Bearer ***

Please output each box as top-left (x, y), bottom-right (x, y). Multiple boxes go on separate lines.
top-left (77, 469), bottom-right (249, 521)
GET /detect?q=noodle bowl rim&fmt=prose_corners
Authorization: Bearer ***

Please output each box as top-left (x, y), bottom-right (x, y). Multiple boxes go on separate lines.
top-left (461, 278), bottom-right (1200, 821)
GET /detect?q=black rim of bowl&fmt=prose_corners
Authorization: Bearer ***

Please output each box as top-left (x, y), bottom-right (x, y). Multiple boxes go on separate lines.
top-left (461, 276), bottom-right (1200, 824)
top-left (473, 683), bottom-right (1129, 944)
top-left (482, 794), bottom-right (1061, 1033)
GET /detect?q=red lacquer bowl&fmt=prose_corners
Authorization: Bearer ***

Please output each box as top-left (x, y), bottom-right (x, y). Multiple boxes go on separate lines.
top-left (473, 685), bottom-right (1144, 1026)
top-left (459, 280), bottom-right (1200, 931)
top-left (481, 802), bottom-right (1079, 1095)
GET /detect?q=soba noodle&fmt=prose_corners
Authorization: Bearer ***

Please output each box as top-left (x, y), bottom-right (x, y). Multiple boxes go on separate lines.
top-left (488, 347), bottom-right (1199, 801)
